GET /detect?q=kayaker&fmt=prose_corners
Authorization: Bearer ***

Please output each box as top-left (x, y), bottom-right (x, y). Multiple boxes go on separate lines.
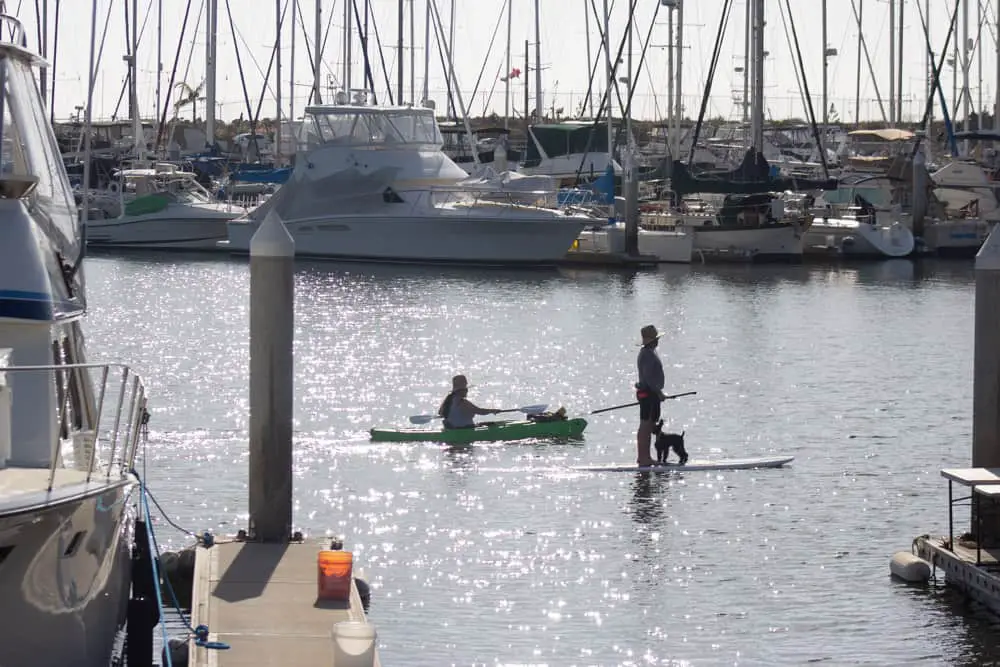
top-left (636, 325), bottom-right (666, 466)
top-left (438, 374), bottom-right (502, 429)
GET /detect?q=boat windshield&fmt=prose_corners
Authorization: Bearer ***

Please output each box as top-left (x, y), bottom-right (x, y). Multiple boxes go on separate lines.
top-left (0, 50), bottom-right (78, 248)
top-left (305, 108), bottom-right (442, 149)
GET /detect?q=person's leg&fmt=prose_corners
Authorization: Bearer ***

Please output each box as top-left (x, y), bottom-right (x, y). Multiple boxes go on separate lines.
top-left (636, 398), bottom-right (656, 465)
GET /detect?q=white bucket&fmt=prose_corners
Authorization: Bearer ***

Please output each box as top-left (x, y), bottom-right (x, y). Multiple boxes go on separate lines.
top-left (331, 620), bottom-right (377, 667)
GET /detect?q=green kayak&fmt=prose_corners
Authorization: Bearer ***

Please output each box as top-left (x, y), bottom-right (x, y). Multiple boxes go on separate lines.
top-left (370, 418), bottom-right (588, 443)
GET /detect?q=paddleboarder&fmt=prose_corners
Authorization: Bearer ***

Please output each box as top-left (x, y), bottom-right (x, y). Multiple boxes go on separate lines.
top-left (635, 325), bottom-right (665, 466)
top-left (438, 374), bottom-right (503, 429)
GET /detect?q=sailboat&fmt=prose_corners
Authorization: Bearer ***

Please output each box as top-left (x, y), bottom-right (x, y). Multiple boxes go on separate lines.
top-left (0, 15), bottom-right (148, 665)
top-left (656, 0), bottom-right (837, 262)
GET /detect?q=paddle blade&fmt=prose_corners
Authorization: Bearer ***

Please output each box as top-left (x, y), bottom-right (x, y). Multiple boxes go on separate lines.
top-left (408, 414), bottom-right (438, 424)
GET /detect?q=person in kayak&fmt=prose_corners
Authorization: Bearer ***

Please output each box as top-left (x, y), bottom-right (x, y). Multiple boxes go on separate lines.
top-left (438, 374), bottom-right (503, 429)
top-left (636, 325), bottom-right (666, 466)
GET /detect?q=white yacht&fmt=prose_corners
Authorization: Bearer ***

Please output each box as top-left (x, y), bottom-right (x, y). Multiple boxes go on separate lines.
top-left (85, 163), bottom-right (245, 250)
top-left (0, 17), bottom-right (147, 665)
top-left (222, 103), bottom-right (595, 264)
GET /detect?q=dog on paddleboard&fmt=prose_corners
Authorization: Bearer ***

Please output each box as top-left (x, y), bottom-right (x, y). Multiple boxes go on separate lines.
top-left (653, 420), bottom-right (688, 465)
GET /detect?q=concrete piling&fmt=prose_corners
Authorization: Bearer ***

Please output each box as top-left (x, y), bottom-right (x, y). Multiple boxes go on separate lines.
top-left (973, 225), bottom-right (1000, 542)
top-left (911, 148), bottom-right (927, 242)
top-left (248, 210), bottom-right (295, 543)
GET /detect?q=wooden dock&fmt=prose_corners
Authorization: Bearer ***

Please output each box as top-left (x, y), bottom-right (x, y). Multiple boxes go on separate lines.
top-left (189, 540), bottom-right (379, 666)
top-left (916, 536), bottom-right (1000, 612)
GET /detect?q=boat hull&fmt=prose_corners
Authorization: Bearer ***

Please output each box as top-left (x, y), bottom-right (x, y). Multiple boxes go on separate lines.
top-left (370, 418), bottom-right (588, 443)
top-left (0, 480), bottom-right (136, 667)
top-left (804, 218), bottom-right (915, 258)
top-left (224, 214), bottom-right (589, 265)
top-left (86, 210), bottom-right (237, 251)
top-left (691, 223), bottom-right (805, 262)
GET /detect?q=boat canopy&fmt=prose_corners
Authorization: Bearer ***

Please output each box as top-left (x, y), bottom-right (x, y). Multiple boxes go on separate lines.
top-left (301, 105), bottom-right (442, 149)
top-left (847, 128), bottom-right (914, 142)
top-left (524, 123), bottom-right (611, 166)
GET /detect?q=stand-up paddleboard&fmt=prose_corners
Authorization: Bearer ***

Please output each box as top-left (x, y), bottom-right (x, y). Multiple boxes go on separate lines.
top-left (573, 455), bottom-right (794, 473)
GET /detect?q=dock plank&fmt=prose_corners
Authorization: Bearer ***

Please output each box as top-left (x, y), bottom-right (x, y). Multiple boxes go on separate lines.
top-left (190, 541), bottom-right (378, 667)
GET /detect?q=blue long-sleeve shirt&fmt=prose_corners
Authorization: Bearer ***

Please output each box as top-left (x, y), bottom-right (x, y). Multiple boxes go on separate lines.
top-left (637, 346), bottom-right (664, 393)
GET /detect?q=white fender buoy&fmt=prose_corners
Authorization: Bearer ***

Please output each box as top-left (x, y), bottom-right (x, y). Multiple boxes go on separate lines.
top-left (890, 551), bottom-right (931, 583)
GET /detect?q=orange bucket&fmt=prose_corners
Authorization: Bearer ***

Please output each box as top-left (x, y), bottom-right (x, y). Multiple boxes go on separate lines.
top-left (317, 550), bottom-right (353, 601)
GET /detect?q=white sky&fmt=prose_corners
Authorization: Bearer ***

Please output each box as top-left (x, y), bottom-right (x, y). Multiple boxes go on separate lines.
top-left (12, 0), bottom-right (999, 124)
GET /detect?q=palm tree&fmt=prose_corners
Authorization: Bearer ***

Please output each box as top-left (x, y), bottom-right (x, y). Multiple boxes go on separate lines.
top-left (173, 80), bottom-right (206, 123)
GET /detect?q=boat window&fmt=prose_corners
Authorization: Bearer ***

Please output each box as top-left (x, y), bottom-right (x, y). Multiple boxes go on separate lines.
top-left (307, 109), bottom-right (442, 148)
top-left (0, 55), bottom-right (77, 242)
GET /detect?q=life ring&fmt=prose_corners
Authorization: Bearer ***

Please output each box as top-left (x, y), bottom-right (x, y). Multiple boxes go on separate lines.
top-left (108, 181), bottom-right (120, 194)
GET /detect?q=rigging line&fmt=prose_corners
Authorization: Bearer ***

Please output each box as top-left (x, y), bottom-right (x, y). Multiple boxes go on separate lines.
top-left (468, 0), bottom-right (507, 114)
top-left (155, 0), bottom-right (193, 149)
top-left (480, 59), bottom-right (505, 118)
top-left (782, 0), bottom-right (830, 179)
top-left (849, 0), bottom-right (887, 123)
top-left (687, 0), bottom-right (733, 165)
top-left (351, 0), bottom-right (378, 103)
top-left (586, 0), bottom-right (630, 126)
top-left (293, 0), bottom-right (318, 93)
top-left (428, 0), bottom-right (456, 120)
top-left (367, 0), bottom-right (395, 104)
top-left (618, 0), bottom-right (662, 127)
top-left (224, 0), bottom-right (254, 125)
top-left (580, 0), bottom-right (616, 119)
top-left (73, 0), bottom-right (121, 158)
top-left (776, 1), bottom-right (807, 125)
top-left (251, 0), bottom-right (290, 126)
top-left (570, 0), bottom-right (637, 186)
top-left (913, 0), bottom-right (962, 158)
top-left (228, 2), bottom-right (291, 114)
top-left (112, 0), bottom-right (156, 120)
top-left (49, 0), bottom-right (59, 123)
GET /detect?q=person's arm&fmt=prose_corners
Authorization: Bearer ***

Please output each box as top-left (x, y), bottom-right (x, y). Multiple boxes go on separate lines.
top-left (637, 351), bottom-right (666, 396)
top-left (460, 398), bottom-right (500, 416)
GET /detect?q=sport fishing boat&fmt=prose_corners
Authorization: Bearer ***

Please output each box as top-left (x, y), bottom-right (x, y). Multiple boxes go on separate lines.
top-left (221, 102), bottom-right (596, 264)
top-left (0, 17), bottom-right (148, 665)
top-left (370, 418), bottom-right (588, 443)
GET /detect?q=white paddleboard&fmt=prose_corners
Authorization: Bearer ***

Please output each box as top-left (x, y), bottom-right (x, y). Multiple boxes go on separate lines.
top-left (573, 455), bottom-right (794, 473)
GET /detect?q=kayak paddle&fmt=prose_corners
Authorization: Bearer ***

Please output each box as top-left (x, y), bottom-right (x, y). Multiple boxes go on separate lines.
top-left (408, 404), bottom-right (549, 425)
top-left (589, 391), bottom-right (697, 415)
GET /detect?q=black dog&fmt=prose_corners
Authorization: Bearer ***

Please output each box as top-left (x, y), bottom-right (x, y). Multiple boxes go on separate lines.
top-left (653, 420), bottom-right (688, 465)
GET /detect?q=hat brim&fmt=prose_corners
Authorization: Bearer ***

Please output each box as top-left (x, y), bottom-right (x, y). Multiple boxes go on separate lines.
top-left (637, 333), bottom-right (664, 346)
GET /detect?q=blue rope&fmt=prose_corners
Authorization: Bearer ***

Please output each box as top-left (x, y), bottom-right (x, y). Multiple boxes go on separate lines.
top-left (138, 477), bottom-right (231, 654)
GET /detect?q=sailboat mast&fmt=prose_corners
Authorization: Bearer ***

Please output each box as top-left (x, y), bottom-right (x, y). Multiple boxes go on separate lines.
top-left (206, 0), bottom-right (217, 148)
top-left (290, 0), bottom-right (296, 120)
top-left (50, 0), bottom-right (60, 123)
top-left (534, 0), bottom-right (542, 119)
top-left (422, 0), bottom-right (429, 104)
top-left (602, 0), bottom-right (612, 159)
top-left (855, 0), bottom-right (862, 122)
top-left (343, 0), bottom-right (351, 96)
top-left (39, 0), bottom-right (47, 104)
top-left (889, 0), bottom-right (895, 124)
top-left (129, 0), bottom-right (145, 159)
top-left (397, 0), bottom-right (404, 103)
top-left (897, 0), bottom-right (904, 122)
top-left (822, 0), bottom-right (827, 125)
top-left (505, 0), bottom-right (511, 127)
top-left (674, 0), bottom-right (683, 157)
top-left (996, 0), bottom-right (1000, 129)
top-left (313, 0), bottom-right (322, 104)
top-left (409, 0), bottom-right (415, 104)
top-left (751, 0), bottom-right (763, 151)
top-left (584, 0), bottom-right (593, 118)
top-left (742, 0), bottom-right (749, 124)
top-left (156, 0), bottom-right (162, 127)
top-left (275, 0), bottom-right (281, 162)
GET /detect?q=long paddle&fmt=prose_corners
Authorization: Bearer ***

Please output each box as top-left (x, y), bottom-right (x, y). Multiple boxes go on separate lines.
top-left (409, 404), bottom-right (549, 425)
top-left (589, 391), bottom-right (697, 415)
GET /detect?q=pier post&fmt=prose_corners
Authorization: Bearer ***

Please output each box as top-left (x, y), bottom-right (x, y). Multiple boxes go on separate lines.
top-left (248, 210), bottom-right (295, 543)
top-left (911, 148), bottom-right (927, 242)
top-left (973, 225), bottom-right (1000, 542)
top-left (624, 148), bottom-right (639, 256)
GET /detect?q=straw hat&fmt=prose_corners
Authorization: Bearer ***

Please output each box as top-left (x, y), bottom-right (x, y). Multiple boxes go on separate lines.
top-left (451, 374), bottom-right (472, 391)
top-left (640, 325), bottom-right (664, 345)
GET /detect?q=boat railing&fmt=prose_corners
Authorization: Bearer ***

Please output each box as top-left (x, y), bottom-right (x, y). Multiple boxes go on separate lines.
top-left (0, 15), bottom-right (28, 48)
top-left (0, 361), bottom-right (148, 490)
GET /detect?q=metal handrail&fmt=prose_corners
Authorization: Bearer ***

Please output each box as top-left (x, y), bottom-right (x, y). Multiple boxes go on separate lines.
top-left (1, 362), bottom-right (148, 490)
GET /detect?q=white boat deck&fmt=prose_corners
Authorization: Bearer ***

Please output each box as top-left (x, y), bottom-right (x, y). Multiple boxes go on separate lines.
top-left (0, 467), bottom-right (92, 494)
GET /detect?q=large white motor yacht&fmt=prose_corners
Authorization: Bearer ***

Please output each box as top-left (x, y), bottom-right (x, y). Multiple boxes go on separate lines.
top-left (0, 17), bottom-right (148, 665)
top-left (222, 103), bottom-right (595, 264)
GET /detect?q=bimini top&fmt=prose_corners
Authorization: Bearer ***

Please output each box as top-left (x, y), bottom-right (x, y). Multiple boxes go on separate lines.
top-left (300, 105), bottom-right (443, 150)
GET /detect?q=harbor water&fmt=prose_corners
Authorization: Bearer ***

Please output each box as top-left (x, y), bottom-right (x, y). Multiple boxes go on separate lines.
top-left (88, 253), bottom-right (997, 665)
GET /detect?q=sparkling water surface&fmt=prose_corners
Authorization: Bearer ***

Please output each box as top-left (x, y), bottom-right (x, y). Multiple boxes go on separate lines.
top-left (85, 253), bottom-right (996, 666)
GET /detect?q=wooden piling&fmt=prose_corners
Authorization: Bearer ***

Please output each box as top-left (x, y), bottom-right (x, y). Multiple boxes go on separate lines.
top-left (623, 149), bottom-right (639, 256)
top-left (248, 210), bottom-right (295, 543)
top-left (973, 225), bottom-right (1000, 541)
